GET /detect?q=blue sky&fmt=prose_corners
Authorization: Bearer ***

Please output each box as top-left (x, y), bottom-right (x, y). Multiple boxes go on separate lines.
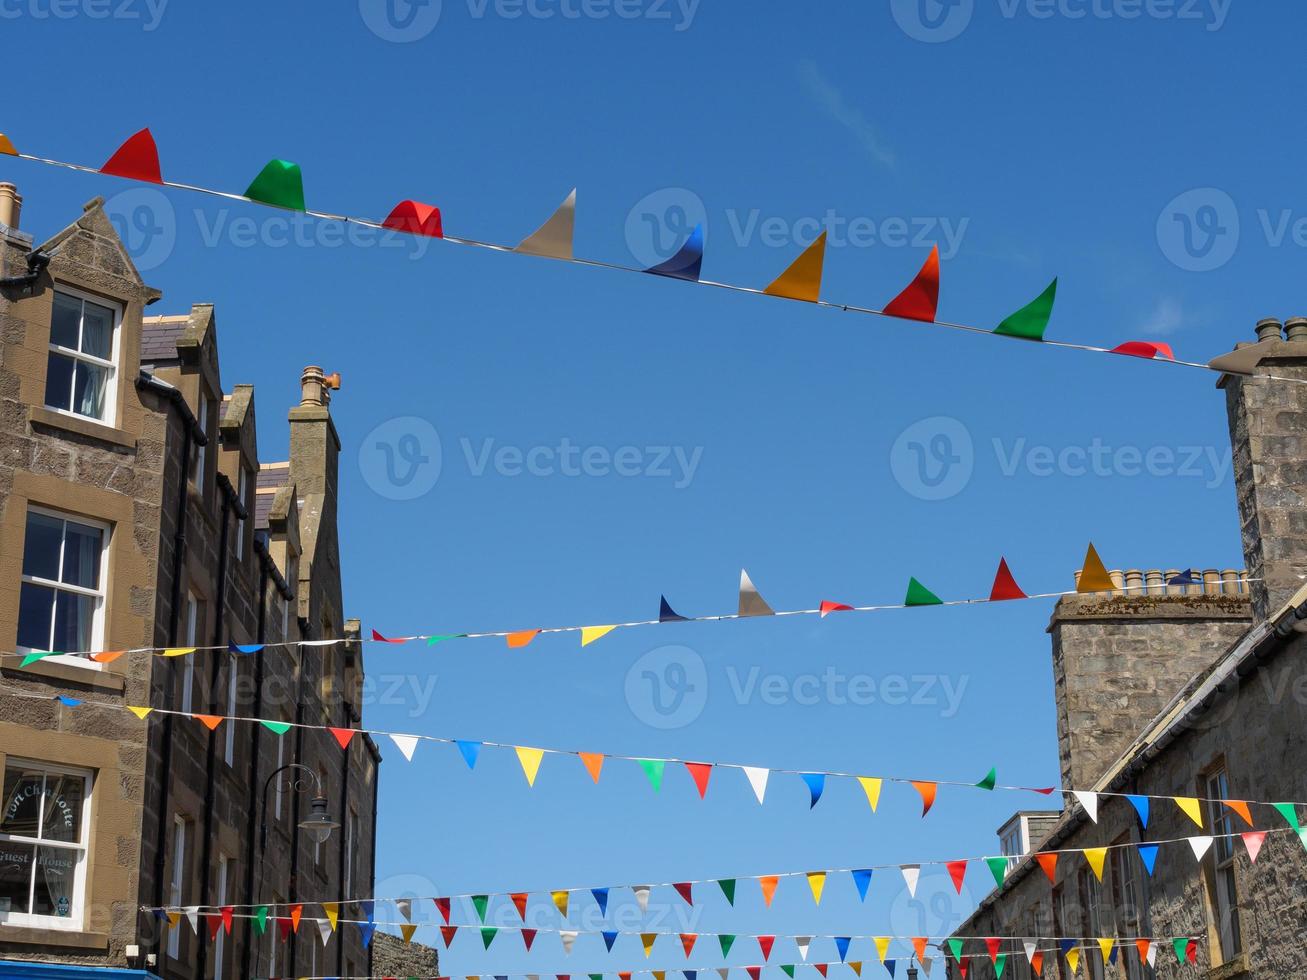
top-left (5, 0), bottom-right (1297, 969)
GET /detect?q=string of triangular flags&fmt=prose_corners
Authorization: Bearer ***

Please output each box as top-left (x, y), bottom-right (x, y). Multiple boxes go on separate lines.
top-left (17, 679), bottom-right (1302, 826)
top-left (8, 546), bottom-right (1248, 664)
top-left (5, 126), bottom-right (1299, 386)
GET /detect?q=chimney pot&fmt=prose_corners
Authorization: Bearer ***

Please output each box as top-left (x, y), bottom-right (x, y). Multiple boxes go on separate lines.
top-left (1255, 317), bottom-right (1284, 343)
top-left (1285, 317), bottom-right (1307, 343)
top-left (0, 183), bottom-right (21, 230)
top-left (300, 365), bottom-right (326, 407)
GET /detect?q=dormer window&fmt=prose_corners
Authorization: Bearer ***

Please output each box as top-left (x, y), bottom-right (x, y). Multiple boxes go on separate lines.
top-left (44, 288), bottom-right (119, 425)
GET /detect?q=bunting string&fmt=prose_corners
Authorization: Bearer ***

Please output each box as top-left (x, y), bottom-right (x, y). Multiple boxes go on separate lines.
top-left (4, 128), bottom-right (1304, 386)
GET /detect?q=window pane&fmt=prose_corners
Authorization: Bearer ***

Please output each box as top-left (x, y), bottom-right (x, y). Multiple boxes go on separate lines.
top-left (16, 583), bottom-right (55, 651)
top-left (0, 840), bottom-right (34, 915)
top-left (43, 352), bottom-right (74, 412)
top-left (40, 774), bottom-right (83, 844)
top-left (21, 513), bottom-right (63, 581)
top-left (52, 592), bottom-right (96, 654)
top-left (72, 361), bottom-right (107, 420)
top-left (31, 846), bottom-right (77, 917)
top-left (60, 521), bottom-right (102, 589)
top-left (1, 769), bottom-right (43, 837)
top-left (50, 293), bottom-right (81, 350)
top-left (80, 301), bottom-right (114, 359)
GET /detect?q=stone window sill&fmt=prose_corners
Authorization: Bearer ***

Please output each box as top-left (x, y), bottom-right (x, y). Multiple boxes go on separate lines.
top-left (0, 655), bottom-right (126, 692)
top-left (28, 405), bottom-right (136, 450)
top-left (1206, 954), bottom-right (1250, 980)
top-left (0, 922), bottom-right (109, 950)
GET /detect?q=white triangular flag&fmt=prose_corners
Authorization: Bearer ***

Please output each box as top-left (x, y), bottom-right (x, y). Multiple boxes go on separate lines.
top-left (396, 898), bottom-right (412, 922)
top-left (317, 918), bottom-right (332, 945)
top-left (1023, 941), bottom-right (1037, 965)
top-left (1144, 941), bottom-right (1157, 967)
top-left (184, 907), bottom-right (199, 933)
top-left (1188, 835), bottom-right (1214, 861)
top-left (900, 865), bottom-right (921, 898)
top-left (561, 930), bottom-right (578, 954)
top-left (718, 970), bottom-right (730, 980)
top-left (742, 766), bottom-right (769, 804)
top-left (390, 733), bottom-right (420, 762)
top-left (796, 937), bottom-right (812, 961)
top-left (1072, 790), bottom-right (1098, 823)
top-left (919, 956), bottom-right (932, 976)
top-left (633, 884), bottom-right (651, 912)
top-left (516, 189), bottom-right (576, 260)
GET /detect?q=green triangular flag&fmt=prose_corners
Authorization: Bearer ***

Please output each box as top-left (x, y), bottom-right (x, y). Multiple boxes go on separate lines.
top-left (1172, 938), bottom-right (1187, 965)
top-left (590, 974), bottom-right (604, 980)
top-left (994, 278), bottom-right (1057, 341)
top-left (1274, 802), bottom-right (1301, 831)
top-left (20, 650), bottom-right (59, 667)
top-left (427, 634), bottom-right (463, 646)
top-left (638, 759), bottom-right (665, 792)
top-left (994, 954), bottom-right (1007, 979)
top-left (976, 767), bottom-right (997, 791)
top-left (244, 159), bottom-right (305, 211)
top-left (719, 935), bottom-right (736, 956)
top-left (985, 857), bottom-right (1007, 887)
top-left (905, 577), bottom-right (942, 607)
top-left (254, 906), bottom-right (268, 935)
top-left (717, 879), bottom-right (736, 905)
top-left (948, 939), bottom-right (964, 961)
top-left (782, 967), bottom-right (795, 977)
top-left (481, 927), bottom-right (498, 949)
top-left (472, 895), bottom-right (489, 922)
top-left (259, 720), bottom-right (291, 736)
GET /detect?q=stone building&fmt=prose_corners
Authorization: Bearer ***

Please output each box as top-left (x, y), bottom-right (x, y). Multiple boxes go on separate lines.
top-left (0, 185), bottom-right (380, 978)
top-left (946, 321), bottom-right (1307, 978)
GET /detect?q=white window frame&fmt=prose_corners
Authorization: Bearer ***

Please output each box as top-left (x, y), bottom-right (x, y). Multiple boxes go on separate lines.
top-left (213, 853), bottom-right (229, 978)
top-left (167, 815), bottom-right (186, 959)
top-left (44, 285), bottom-right (122, 426)
top-left (273, 737), bottom-right (285, 821)
top-left (0, 759), bottom-right (94, 931)
top-left (190, 391), bottom-right (210, 488)
top-left (235, 467), bottom-right (250, 560)
top-left (17, 506), bottom-right (111, 671)
top-left (223, 657), bottom-right (237, 766)
top-left (181, 593), bottom-right (199, 714)
top-left (343, 808), bottom-right (356, 897)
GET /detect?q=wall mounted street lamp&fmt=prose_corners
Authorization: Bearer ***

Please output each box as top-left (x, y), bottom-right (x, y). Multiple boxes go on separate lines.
top-left (259, 763), bottom-right (340, 855)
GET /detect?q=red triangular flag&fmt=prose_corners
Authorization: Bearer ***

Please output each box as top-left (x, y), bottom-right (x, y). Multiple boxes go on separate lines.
top-left (685, 763), bottom-right (712, 799)
top-left (371, 628), bottom-right (408, 643)
top-left (989, 557), bottom-right (1027, 601)
top-left (382, 200), bottom-right (444, 238)
top-left (440, 925), bottom-right (458, 946)
top-left (206, 914), bottom-right (222, 940)
top-left (747, 968), bottom-right (762, 980)
top-left (434, 897), bottom-right (452, 923)
top-left (511, 893), bottom-right (529, 919)
top-left (758, 936), bottom-right (775, 961)
top-left (815, 965), bottom-right (828, 977)
top-left (985, 938), bottom-right (1000, 963)
top-left (101, 128), bottom-right (162, 184)
top-left (522, 928), bottom-right (537, 951)
top-left (220, 905), bottom-right (233, 934)
top-left (957, 959), bottom-right (969, 979)
top-left (1110, 340), bottom-right (1174, 361)
top-left (947, 860), bottom-right (968, 893)
top-left (674, 881), bottom-right (694, 905)
top-left (883, 245), bottom-right (940, 323)
top-left (330, 727), bottom-right (355, 749)
top-left (277, 917), bottom-right (292, 940)
top-left (681, 933), bottom-right (698, 957)
top-left (820, 600), bottom-right (854, 617)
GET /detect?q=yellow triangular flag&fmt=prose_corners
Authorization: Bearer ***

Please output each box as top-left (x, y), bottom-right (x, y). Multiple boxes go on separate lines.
top-left (642, 933), bottom-right (657, 957)
top-left (858, 776), bottom-right (883, 812)
top-left (552, 890), bottom-right (569, 917)
top-left (516, 189), bottom-right (576, 260)
top-left (763, 231), bottom-right (827, 302)
top-left (1076, 543), bottom-right (1115, 593)
top-left (516, 746), bottom-right (546, 786)
top-left (580, 625), bottom-right (617, 647)
top-left (1175, 797), bottom-right (1204, 828)
top-left (163, 647), bottom-right (196, 657)
top-left (874, 937), bottom-right (891, 963)
top-left (166, 911), bottom-right (181, 928)
top-left (1066, 947), bottom-right (1081, 973)
top-left (0, 134), bottom-right (18, 156)
top-left (654, 972), bottom-right (666, 980)
top-left (1083, 847), bottom-right (1108, 881)
top-left (1097, 939), bottom-right (1114, 962)
top-left (128, 705), bottom-right (153, 720)
top-left (401, 923), bottom-right (418, 944)
top-left (806, 871), bottom-right (826, 905)
top-left (322, 902), bottom-right (338, 931)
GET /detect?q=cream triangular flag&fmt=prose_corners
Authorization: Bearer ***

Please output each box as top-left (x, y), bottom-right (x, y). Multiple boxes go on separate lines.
top-left (632, 884), bottom-right (651, 912)
top-left (1023, 941), bottom-right (1037, 965)
top-left (806, 872), bottom-right (826, 905)
top-left (516, 746), bottom-right (546, 786)
top-left (516, 189), bottom-right (576, 259)
top-left (1188, 835), bottom-right (1214, 861)
top-left (317, 918), bottom-right (332, 945)
top-left (742, 766), bottom-right (769, 804)
top-left (858, 776), bottom-right (883, 812)
top-left (717, 970), bottom-right (729, 980)
top-left (395, 898), bottom-right (412, 922)
top-left (390, 733), bottom-right (419, 762)
top-left (1072, 790), bottom-right (1098, 823)
top-left (560, 930), bottom-right (578, 954)
top-left (184, 907), bottom-right (199, 933)
top-left (1175, 797), bottom-right (1204, 828)
top-left (581, 625), bottom-right (617, 647)
top-left (1144, 941), bottom-right (1157, 967)
top-left (738, 569), bottom-right (775, 617)
top-left (900, 865), bottom-right (921, 898)
top-left (919, 957), bottom-right (932, 977)
top-left (795, 936), bottom-right (811, 961)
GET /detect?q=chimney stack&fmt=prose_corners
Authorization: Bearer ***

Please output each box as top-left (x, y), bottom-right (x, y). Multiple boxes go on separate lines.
top-left (0, 183), bottom-right (22, 230)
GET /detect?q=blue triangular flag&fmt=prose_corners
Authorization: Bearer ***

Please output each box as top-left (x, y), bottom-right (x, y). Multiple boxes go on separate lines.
top-left (456, 740), bottom-right (482, 770)
top-left (603, 931), bottom-right (619, 951)
top-left (801, 773), bottom-right (825, 808)
top-left (659, 595), bottom-right (688, 622)
top-left (1108, 946), bottom-right (1118, 965)
top-left (592, 887), bottom-right (610, 916)
top-left (835, 937), bottom-right (851, 962)
top-left (644, 224), bottom-right (704, 282)
top-left (1167, 569), bottom-right (1198, 585)
top-left (358, 921), bottom-right (376, 948)
top-left (851, 869), bottom-right (873, 901)
top-left (1060, 940), bottom-right (1074, 957)
top-left (885, 960), bottom-right (895, 978)
top-left (360, 899), bottom-right (374, 923)
top-left (1127, 795), bottom-right (1150, 828)
top-left (229, 642), bottom-right (263, 654)
top-left (56, 696), bottom-right (81, 707)
top-left (1137, 844), bottom-right (1159, 876)
top-left (684, 972), bottom-right (697, 980)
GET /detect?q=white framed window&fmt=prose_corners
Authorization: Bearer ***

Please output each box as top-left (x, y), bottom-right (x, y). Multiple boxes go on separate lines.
top-left (213, 854), bottom-right (229, 979)
top-left (44, 287), bottom-right (120, 425)
top-left (181, 593), bottom-right (200, 714)
top-left (223, 657), bottom-right (237, 766)
top-left (17, 508), bottom-right (110, 669)
top-left (0, 760), bottom-right (93, 930)
top-left (235, 467), bottom-right (250, 560)
top-left (1205, 767), bottom-right (1243, 962)
top-left (343, 808), bottom-right (357, 897)
top-left (190, 391), bottom-right (210, 488)
top-left (167, 815), bottom-right (186, 959)
top-left (273, 737), bottom-right (285, 821)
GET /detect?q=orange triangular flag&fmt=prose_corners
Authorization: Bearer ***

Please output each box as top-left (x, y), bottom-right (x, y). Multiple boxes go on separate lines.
top-left (290, 904), bottom-right (302, 931)
top-left (911, 780), bottom-right (938, 817)
top-left (759, 875), bottom-right (779, 906)
top-left (329, 727), bottom-right (355, 749)
top-left (1077, 543), bottom-right (1115, 593)
top-left (578, 752), bottom-right (605, 782)
top-left (681, 933), bottom-right (698, 956)
top-left (507, 629), bottom-right (541, 648)
top-left (90, 650), bottom-right (125, 663)
top-left (1035, 852), bottom-right (1058, 883)
top-left (763, 231), bottom-right (827, 302)
top-left (511, 893), bottom-right (529, 919)
top-left (1224, 800), bottom-right (1253, 826)
top-left (401, 923), bottom-right (418, 944)
top-left (913, 938), bottom-right (928, 960)
top-left (193, 714), bottom-right (223, 731)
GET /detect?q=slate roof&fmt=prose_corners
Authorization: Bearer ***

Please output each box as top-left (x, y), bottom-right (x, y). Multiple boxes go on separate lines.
top-left (254, 463), bottom-right (290, 529)
top-left (139, 315), bottom-right (188, 361)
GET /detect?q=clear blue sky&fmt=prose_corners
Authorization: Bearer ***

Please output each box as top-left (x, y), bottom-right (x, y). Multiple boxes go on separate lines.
top-left (6, 0), bottom-right (1294, 968)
